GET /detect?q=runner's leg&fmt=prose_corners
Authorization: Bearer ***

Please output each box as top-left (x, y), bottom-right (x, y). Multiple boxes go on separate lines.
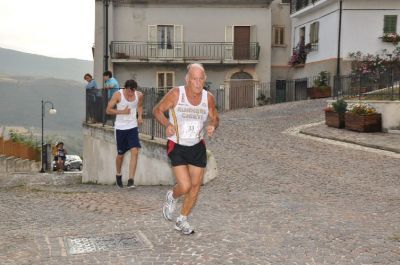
top-left (128, 148), bottom-right (139, 179)
top-left (180, 165), bottom-right (204, 216)
top-left (172, 165), bottom-right (191, 199)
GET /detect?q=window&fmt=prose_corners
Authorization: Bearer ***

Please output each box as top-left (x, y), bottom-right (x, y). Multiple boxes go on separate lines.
top-left (157, 72), bottom-right (174, 92)
top-left (148, 25), bottom-right (183, 58)
top-left (384, 15), bottom-right (397, 33)
top-left (157, 25), bottom-right (173, 49)
top-left (310, 22), bottom-right (319, 44)
top-left (272, 26), bottom-right (285, 46)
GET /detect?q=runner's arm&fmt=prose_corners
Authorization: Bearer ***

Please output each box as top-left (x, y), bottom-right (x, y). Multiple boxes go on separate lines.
top-left (137, 92), bottom-right (144, 125)
top-left (152, 88), bottom-right (179, 128)
top-left (106, 92), bottom-right (129, 115)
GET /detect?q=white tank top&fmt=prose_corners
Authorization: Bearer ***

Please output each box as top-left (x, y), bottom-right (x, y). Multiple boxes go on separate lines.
top-left (115, 90), bottom-right (138, 130)
top-left (168, 86), bottom-right (209, 146)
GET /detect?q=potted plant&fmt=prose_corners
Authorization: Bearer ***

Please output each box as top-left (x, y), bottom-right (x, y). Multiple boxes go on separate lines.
top-left (307, 71), bottom-right (332, 99)
top-left (324, 98), bottom-right (347, 128)
top-left (256, 92), bottom-right (269, 106)
top-left (379, 32), bottom-right (400, 45)
top-left (345, 102), bottom-right (382, 132)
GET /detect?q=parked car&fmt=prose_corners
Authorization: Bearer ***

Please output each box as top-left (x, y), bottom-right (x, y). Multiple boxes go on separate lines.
top-left (52, 155), bottom-right (83, 171)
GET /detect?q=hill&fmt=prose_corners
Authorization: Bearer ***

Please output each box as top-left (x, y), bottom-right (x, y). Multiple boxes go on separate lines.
top-left (0, 47), bottom-right (93, 82)
top-left (0, 74), bottom-right (85, 155)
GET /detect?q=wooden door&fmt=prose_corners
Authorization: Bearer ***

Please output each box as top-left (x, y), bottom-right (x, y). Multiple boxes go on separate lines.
top-left (229, 80), bottom-right (254, 109)
top-left (234, 26), bottom-right (250, 60)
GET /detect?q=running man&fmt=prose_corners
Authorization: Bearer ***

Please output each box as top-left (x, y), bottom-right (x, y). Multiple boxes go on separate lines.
top-left (106, 79), bottom-right (143, 188)
top-left (153, 63), bottom-right (219, 234)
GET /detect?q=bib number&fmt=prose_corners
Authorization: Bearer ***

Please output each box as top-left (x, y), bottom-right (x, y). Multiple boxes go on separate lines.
top-left (181, 121), bottom-right (201, 139)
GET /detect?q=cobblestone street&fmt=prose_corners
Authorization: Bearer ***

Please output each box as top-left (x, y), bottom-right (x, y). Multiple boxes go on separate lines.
top-left (1, 99), bottom-right (399, 265)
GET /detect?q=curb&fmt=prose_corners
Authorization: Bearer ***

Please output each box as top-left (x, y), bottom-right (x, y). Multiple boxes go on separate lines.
top-left (299, 129), bottom-right (400, 154)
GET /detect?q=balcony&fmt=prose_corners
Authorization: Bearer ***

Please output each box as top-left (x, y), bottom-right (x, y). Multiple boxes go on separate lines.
top-left (290, 0), bottom-right (320, 14)
top-left (110, 41), bottom-right (260, 64)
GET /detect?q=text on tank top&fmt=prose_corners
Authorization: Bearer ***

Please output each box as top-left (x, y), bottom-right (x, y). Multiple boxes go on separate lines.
top-left (168, 86), bottom-right (208, 146)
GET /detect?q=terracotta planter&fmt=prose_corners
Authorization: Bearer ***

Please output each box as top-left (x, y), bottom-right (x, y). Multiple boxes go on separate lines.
top-left (344, 113), bottom-right (382, 132)
top-left (307, 86), bottom-right (331, 99)
top-left (325, 111), bottom-right (345, 128)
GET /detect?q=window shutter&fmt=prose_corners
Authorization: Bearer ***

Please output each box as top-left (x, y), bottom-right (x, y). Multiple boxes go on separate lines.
top-left (250, 25), bottom-right (257, 43)
top-left (225, 25), bottom-right (234, 59)
top-left (148, 25), bottom-right (157, 57)
top-left (384, 15), bottom-right (397, 33)
top-left (174, 25), bottom-right (183, 58)
top-left (148, 25), bottom-right (157, 42)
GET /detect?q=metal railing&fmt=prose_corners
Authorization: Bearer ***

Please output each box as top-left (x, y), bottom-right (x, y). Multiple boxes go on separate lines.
top-left (290, 0), bottom-right (320, 14)
top-left (333, 69), bottom-right (400, 100)
top-left (85, 87), bottom-right (225, 139)
top-left (110, 41), bottom-right (260, 61)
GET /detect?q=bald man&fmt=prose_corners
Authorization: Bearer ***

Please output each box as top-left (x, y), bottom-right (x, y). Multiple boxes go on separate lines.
top-left (153, 63), bottom-right (219, 235)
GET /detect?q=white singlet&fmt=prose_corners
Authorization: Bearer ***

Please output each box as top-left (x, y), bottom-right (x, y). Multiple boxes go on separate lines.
top-left (168, 86), bottom-right (209, 146)
top-left (115, 90), bottom-right (139, 130)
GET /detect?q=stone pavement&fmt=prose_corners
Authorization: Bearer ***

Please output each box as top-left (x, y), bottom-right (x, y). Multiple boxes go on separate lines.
top-left (1, 99), bottom-right (400, 265)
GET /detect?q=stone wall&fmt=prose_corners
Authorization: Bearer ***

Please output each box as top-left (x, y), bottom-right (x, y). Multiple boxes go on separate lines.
top-left (82, 123), bottom-right (217, 185)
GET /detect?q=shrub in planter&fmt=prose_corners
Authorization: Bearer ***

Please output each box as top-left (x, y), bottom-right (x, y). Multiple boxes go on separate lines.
top-left (308, 71), bottom-right (332, 99)
top-left (324, 99), bottom-right (347, 128)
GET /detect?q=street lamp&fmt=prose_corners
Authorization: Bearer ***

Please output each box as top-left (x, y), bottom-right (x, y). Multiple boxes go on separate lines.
top-left (40, 100), bottom-right (57, 173)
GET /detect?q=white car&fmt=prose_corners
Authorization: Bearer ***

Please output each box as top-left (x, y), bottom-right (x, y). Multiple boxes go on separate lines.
top-left (52, 155), bottom-right (83, 171)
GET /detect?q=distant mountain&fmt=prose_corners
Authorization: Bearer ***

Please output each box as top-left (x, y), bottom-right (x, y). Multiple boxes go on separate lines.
top-left (0, 74), bottom-right (85, 155)
top-left (0, 47), bottom-right (93, 82)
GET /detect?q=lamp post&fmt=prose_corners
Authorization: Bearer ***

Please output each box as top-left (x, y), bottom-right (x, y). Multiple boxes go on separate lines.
top-left (40, 100), bottom-right (57, 173)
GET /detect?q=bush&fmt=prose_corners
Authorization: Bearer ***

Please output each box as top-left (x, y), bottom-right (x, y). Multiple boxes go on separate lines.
top-left (331, 98), bottom-right (348, 114)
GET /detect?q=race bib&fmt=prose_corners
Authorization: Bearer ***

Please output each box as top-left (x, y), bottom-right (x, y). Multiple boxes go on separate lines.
top-left (181, 121), bottom-right (202, 139)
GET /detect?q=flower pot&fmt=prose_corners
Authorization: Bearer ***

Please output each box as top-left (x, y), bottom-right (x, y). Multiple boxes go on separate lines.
top-left (344, 113), bottom-right (382, 132)
top-left (325, 111), bottom-right (345, 128)
top-left (307, 86), bottom-right (331, 99)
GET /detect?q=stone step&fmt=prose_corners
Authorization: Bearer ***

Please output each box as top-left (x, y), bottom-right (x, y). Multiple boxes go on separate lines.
top-left (0, 154), bottom-right (41, 173)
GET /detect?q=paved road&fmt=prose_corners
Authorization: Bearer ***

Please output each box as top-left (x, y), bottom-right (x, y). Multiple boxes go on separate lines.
top-left (1, 99), bottom-right (399, 265)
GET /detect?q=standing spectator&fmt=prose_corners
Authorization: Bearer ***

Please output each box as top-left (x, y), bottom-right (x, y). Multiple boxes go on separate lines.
top-left (106, 79), bottom-right (143, 188)
top-left (84, 73), bottom-right (98, 90)
top-left (103, 70), bottom-right (120, 100)
top-left (84, 73), bottom-right (99, 122)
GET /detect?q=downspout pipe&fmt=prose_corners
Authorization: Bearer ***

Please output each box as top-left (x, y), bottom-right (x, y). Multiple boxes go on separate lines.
top-left (103, 0), bottom-right (109, 73)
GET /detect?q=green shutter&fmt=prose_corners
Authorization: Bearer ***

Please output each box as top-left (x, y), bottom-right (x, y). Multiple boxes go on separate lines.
top-left (384, 15), bottom-right (397, 33)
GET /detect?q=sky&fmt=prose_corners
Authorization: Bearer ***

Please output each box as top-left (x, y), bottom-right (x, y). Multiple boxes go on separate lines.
top-left (0, 0), bottom-right (95, 61)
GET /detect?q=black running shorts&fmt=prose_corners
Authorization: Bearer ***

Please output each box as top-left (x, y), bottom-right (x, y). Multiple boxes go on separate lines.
top-left (167, 140), bottom-right (207, 168)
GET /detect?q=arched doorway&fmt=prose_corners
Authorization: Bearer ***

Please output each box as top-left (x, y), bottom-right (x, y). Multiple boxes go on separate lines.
top-left (229, 72), bottom-right (254, 109)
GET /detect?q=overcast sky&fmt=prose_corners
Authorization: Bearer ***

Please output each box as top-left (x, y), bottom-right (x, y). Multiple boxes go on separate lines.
top-left (0, 0), bottom-right (95, 61)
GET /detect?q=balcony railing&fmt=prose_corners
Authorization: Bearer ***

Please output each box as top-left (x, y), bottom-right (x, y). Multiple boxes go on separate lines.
top-left (110, 41), bottom-right (260, 62)
top-left (290, 0), bottom-right (320, 14)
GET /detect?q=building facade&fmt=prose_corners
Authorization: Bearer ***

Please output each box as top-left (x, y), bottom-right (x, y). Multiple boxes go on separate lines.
top-left (94, 0), bottom-right (274, 110)
top-left (289, 0), bottom-right (400, 79)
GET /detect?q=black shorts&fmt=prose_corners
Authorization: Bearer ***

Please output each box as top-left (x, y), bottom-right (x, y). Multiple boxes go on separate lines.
top-left (167, 140), bottom-right (207, 168)
top-left (115, 127), bottom-right (141, 155)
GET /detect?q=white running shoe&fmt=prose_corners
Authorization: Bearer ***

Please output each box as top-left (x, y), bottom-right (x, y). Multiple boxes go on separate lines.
top-left (175, 219), bottom-right (195, 235)
top-left (162, 190), bottom-right (176, 221)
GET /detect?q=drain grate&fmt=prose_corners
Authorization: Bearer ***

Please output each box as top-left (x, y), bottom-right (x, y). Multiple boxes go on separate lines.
top-left (65, 232), bottom-right (151, 255)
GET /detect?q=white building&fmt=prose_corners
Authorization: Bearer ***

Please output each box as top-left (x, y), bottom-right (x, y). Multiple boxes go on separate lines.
top-left (93, 0), bottom-right (274, 109)
top-left (290, 0), bottom-right (400, 79)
